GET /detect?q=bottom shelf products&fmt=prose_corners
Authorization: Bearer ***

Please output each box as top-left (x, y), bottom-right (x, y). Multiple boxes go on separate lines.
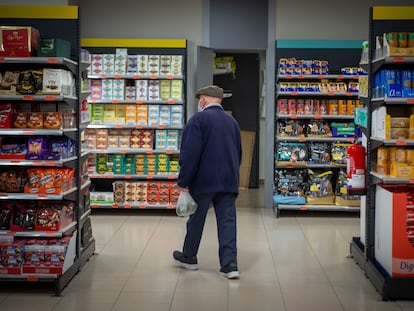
top-left (0, 232), bottom-right (76, 275)
top-left (90, 180), bottom-right (180, 206)
top-left (273, 168), bottom-right (360, 207)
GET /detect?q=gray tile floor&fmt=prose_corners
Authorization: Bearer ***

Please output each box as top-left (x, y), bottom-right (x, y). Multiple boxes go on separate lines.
top-left (1, 187), bottom-right (414, 310)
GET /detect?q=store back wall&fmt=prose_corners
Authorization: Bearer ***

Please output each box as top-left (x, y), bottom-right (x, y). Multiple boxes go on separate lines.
top-left (276, 0), bottom-right (414, 40)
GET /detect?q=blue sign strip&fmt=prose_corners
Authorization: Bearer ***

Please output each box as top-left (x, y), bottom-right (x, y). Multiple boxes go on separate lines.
top-left (276, 40), bottom-right (364, 49)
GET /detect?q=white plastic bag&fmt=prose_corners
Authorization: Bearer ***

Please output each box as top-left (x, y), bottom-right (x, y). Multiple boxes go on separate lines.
top-left (176, 191), bottom-right (198, 217)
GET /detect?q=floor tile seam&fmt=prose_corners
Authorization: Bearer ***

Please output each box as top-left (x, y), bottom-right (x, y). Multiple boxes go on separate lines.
top-left (93, 216), bottom-right (131, 254)
top-left (260, 209), bottom-right (288, 311)
top-left (117, 216), bottom-right (166, 293)
top-left (109, 218), bottom-right (165, 311)
top-left (169, 267), bottom-right (185, 311)
top-left (297, 220), bottom-right (347, 311)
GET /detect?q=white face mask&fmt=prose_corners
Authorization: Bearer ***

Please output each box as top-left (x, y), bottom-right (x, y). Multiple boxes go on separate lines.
top-left (197, 99), bottom-right (203, 112)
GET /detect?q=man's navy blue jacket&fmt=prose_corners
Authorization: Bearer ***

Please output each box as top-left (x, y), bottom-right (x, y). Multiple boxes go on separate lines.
top-left (177, 105), bottom-right (242, 194)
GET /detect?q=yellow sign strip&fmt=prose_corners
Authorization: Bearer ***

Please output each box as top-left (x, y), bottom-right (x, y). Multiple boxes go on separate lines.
top-left (81, 38), bottom-right (186, 49)
top-left (0, 6), bottom-right (78, 19)
top-left (373, 6), bottom-right (414, 20)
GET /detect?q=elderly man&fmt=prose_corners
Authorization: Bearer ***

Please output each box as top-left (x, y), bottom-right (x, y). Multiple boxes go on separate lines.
top-left (173, 85), bottom-right (242, 279)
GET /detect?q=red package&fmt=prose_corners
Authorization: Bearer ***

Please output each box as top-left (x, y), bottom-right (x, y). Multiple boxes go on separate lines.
top-left (0, 27), bottom-right (40, 57)
top-left (0, 104), bottom-right (13, 128)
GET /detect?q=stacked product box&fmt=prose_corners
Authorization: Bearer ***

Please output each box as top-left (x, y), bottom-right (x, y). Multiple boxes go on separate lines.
top-left (91, 104), bottom-right (104, 124)
top-left (156, 154), bottom-right (169, 174)
top-left (127, 55), bottom-right (138, 75)
top-left (0, 26), bottom-right (40, 57)
top-left (115, 131), bottom-right (127, 148)
top-left (167, 130), bottom-right (180, 150)
top-left (135, 154), bottom-right (145, 174)
top-left (171, 80), bottom-right (183, 101)
top-left (169, 154), bottom-right (180, 173)
top-left (159, 106), bottom-right (171, 126)
top-left (42, 69), bottom-right (75, 96)
top-left (148, 55), bottom-right (160, 76)
top-left (115, 104), bottom-right (126, 123)
top-left (107, 129), bottom-right (119, 149)
top-left (0, 237), bottom-right (24, 273)
top-left (374, 69), bottom-right (414, 98)
top-left (148, 80), bottom-right (160, 101)
top-left (89, 104), bottom-right (183, 126)
top-left (137, 55), bottom-right (149, 75)
top-left (278, 99), bottom-right (362, 116)
top-left (90, 54), bottom-right (103, 75)
top-left (171, 55), bottom-right (183, 76)
top-left (376, 147), bottom-right (414, 178)
top-left (112, 80), bottom-right (125, 100)
top-left (126, 104), bottom-right (137, 124)
top-left (155, 130), bottom-right (167, 150)
top-left (90, 192), bottom-right (114, 205)
top-left (107, 181), bottom-right (181, 206)
top-left (90, 53), bottom-right (183, 77)
top-left (160, 55), bottom-right (171, 75)
top-left (103, 105), bottom-right (116, 124)
top-left (113, 181), bottom-right (125, 205)
top-left (101, 79), bottom-right (113, 101)
top-left (115, 48), bottom-right (127, 75)
top-left (93, 153), bottom-right (179, 175)
top-left (171, 105), bottom-right (183, 126)
top-left (89, 80), bottom-right (102, 101)
top-left (136, 80), bottom-right (148, 100)
top-left (123, 154), bottom-right (135, 175)
top-left (130, 129), bottom-right (153, 149)
top-left (148, 105), bottom-right (160, 126)
top-left (146, 154), bottom-right (157, 175)
top-left (125, 86), bottom-right (135, 101)
top-left (136, 105), bottom-right (148, 125)
top-left (112, 154), bottom-right (123, 175)
top-left (103, 54), bottom-right (115, 75)
top-left (160, 80), bottom-right (172, 100)
top-left (155, 129), bottom-right (180, 150)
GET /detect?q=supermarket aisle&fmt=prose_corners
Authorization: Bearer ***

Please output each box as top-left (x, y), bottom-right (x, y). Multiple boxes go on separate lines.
top-left (1, 187), bottom-right (414, 311)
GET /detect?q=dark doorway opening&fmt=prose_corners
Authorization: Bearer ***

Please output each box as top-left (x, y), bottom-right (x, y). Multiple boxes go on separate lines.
top-left (213, 52), bottom-right (261, 188)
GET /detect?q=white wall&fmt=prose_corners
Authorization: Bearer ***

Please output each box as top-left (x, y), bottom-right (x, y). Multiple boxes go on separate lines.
top-left (78, 0), bottom-right (202, 42)
top-left (276, 0), bottom-right (414, 40)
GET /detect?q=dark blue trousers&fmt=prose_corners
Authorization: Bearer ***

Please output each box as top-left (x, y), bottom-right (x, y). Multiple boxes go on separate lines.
top-left (182, 192), bottom-right (238, 268)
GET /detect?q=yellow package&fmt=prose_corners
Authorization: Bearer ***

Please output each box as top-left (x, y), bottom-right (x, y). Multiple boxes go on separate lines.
top-left (385, 114), bottom-right (391, 139)
top-left (390, 162), bottom-right (414, 177)
top-left (410, 115), bottom-right (414, 139)
top-left (125, 105), bottom-right (137, 124)
top-left (136, 105), bottom-right (148, 125)
top-left (377, 147), bottom-right (389, 165)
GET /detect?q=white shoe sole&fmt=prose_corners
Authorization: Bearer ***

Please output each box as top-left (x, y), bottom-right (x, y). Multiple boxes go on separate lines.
top-left (220, 271), bottom-right (240, 279)
top-left (174, 259), bottom-right (199, 270)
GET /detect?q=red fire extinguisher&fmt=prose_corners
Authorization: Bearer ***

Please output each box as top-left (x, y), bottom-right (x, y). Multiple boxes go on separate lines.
top-left (347, 141), bottom-right (366, 195)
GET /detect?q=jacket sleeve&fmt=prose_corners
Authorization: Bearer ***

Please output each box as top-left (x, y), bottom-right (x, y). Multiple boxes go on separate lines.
top-left (177, 117), bottom-right (203, 188)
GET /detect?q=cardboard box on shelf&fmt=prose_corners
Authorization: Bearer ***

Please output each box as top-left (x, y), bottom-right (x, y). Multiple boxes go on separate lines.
top-left (38, 38), bottom-right (71, 58)
top-left (381, 33), bottom-right (414, 57)
top-left (0, 26), bottom-right (40, 56)
top-left (375, 185), bottom-right (414, 277)
top-left (240, 130), bottom-right (255, 189)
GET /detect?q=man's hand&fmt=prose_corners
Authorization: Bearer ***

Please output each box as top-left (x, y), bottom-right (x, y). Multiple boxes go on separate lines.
top-left (178, 186), bottom-right (189, 192)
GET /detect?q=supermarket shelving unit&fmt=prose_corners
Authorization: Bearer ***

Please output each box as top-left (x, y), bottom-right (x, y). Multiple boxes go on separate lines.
top-left (81, 38), bottom-right (187, 211)
top-left (274, 40), bottom-right (363, 217)
top-left (0, 6), bottom-right (95, 294)
top-left (350, 6), bottom-right (414, 300)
